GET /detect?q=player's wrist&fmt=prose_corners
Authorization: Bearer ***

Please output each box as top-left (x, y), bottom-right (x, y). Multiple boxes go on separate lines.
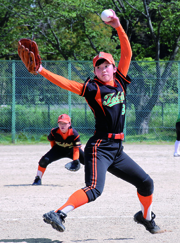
top-left (38, 64), bottom-right (43, 73)
top-left (115, 24), bottom-right (122, 30)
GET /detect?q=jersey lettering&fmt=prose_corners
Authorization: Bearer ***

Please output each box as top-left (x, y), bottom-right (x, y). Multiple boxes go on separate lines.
top-left (103, 91), bottom-right (125, 107)
top-left (122, 104), bottom-right (126, 115)
top-left (55, 141), bottom-right (73, 148)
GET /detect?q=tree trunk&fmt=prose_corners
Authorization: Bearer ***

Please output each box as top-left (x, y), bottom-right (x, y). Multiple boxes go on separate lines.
top-left (135, 111), bottom-right (151, 134)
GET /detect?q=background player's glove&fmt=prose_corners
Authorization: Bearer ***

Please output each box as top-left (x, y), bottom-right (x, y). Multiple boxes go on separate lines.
top-left (18, 38), bottom-right (42, 75)
top-left (65, 159), bottom-right (80, 172)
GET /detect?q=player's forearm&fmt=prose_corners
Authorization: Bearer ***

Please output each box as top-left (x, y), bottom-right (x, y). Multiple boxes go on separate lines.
top-left (39, 67), bottom-right (83, 95)
top-left (116, 25), bottom-right (132, 77)
top-left (73, 146), bottom-right (80, 160)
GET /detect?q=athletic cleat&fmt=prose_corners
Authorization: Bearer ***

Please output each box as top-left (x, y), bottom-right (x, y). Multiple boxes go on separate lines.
top-left (65, 160), bottom-right (80, 172)
top-left (43, 210), bottom-right (67, 232)
top-left (174, 153), bottom-right (180, 157)
top-left (32, 176), bottom-right (41, 185)
top-left (134, 211), bottom-right (161, 234)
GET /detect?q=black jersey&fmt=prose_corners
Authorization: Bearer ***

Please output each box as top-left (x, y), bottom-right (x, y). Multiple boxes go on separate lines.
top-left (48, 127), bottom-right (81, 148)
top-left (81, 69), bottom-right (131, 134)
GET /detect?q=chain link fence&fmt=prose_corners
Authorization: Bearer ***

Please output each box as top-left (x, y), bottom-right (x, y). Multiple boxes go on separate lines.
top-left (0, 60), bottom-right (180, 143)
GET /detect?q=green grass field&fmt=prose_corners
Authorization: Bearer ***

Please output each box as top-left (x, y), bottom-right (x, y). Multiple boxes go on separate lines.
top-left (0, 103), bottom-right (177, 144)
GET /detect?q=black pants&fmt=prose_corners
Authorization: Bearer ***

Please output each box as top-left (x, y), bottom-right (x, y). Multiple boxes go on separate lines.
top-left (83, 135), bottom-right (153, 202)
top-left (39, 145), bottom-right (84, 168)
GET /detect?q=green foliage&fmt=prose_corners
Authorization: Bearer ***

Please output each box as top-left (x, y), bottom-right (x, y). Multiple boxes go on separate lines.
top-left (0, 0), bottom-right (180, 137)
top-left (1, 0), bottom-right (179, 61)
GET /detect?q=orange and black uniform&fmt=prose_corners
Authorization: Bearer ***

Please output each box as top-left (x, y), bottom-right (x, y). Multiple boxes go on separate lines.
top-left (39, 25), bottom-right (153, 204)
top-left (80, 70), bottom-right (153, 202)
top-left (81, 70), bottom-right (130, 134)
top-left (39, 126), bottom-right (84, 168)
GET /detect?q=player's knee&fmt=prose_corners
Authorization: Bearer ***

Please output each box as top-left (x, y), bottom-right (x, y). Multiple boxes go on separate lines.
top-left (39, 156), bottom-right (50, 168)
top-left (86, 188), bottom-right (102, 202)
top-left (137, 175), bottom-right (154, 196)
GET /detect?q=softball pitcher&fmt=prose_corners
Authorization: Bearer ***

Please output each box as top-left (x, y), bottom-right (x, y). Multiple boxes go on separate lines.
top-left (18, 10), bottom-right (161, 234)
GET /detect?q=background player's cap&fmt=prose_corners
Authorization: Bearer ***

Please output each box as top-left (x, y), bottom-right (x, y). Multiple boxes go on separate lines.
top-left (58, 114), bottom-right (71, 123)
top-left (93, 52), bottom-right (115, 67)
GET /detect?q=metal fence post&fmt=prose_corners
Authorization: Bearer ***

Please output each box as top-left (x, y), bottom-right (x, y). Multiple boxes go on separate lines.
top-left (12, 61), bottom-right (16, 143)
top-left (68, 61), bottom-right (72, 118)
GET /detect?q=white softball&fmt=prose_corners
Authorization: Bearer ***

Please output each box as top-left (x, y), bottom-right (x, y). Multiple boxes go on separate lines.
top-left (101, 10), bottom-right (113, 22)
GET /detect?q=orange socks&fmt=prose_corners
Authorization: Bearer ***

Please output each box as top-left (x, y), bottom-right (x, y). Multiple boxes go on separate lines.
top-left (55, 189), bottom-right (89, 213)
top-left (137, 192), bottom-right (153, 220)
top-left (37, 165), bottom-right (46, 178)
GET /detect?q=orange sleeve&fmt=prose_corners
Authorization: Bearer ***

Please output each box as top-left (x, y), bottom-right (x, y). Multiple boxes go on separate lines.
top-left (50, 140), bottom-right (56, 148)
top-left (116, 25), bottom-right (132, 77)
top-left (73, 146), bottom-right (79, 160)
top-left (39, 68), bottom-right (83, 95)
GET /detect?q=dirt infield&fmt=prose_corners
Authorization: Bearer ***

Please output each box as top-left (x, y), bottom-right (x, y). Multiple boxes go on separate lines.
top-left (0, 144), bottom-right (180, 243)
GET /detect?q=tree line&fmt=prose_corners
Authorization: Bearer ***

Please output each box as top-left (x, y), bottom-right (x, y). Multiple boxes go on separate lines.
top-left (0, 0), bottom-right (180, 134)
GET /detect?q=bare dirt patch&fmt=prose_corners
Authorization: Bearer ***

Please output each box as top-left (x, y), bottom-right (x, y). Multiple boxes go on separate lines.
top-left (0, 144), bottom-right (179, 243)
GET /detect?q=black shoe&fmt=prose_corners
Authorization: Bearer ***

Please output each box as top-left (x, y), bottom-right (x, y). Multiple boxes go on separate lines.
top-left (43, 210), bottom-right (67, 232)
top-left (134, 211), bottom-right (161, 234)
top-left (65, 159), bottom-right (80, 172)
top-left (32, 176), bottom-right (41, 185)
